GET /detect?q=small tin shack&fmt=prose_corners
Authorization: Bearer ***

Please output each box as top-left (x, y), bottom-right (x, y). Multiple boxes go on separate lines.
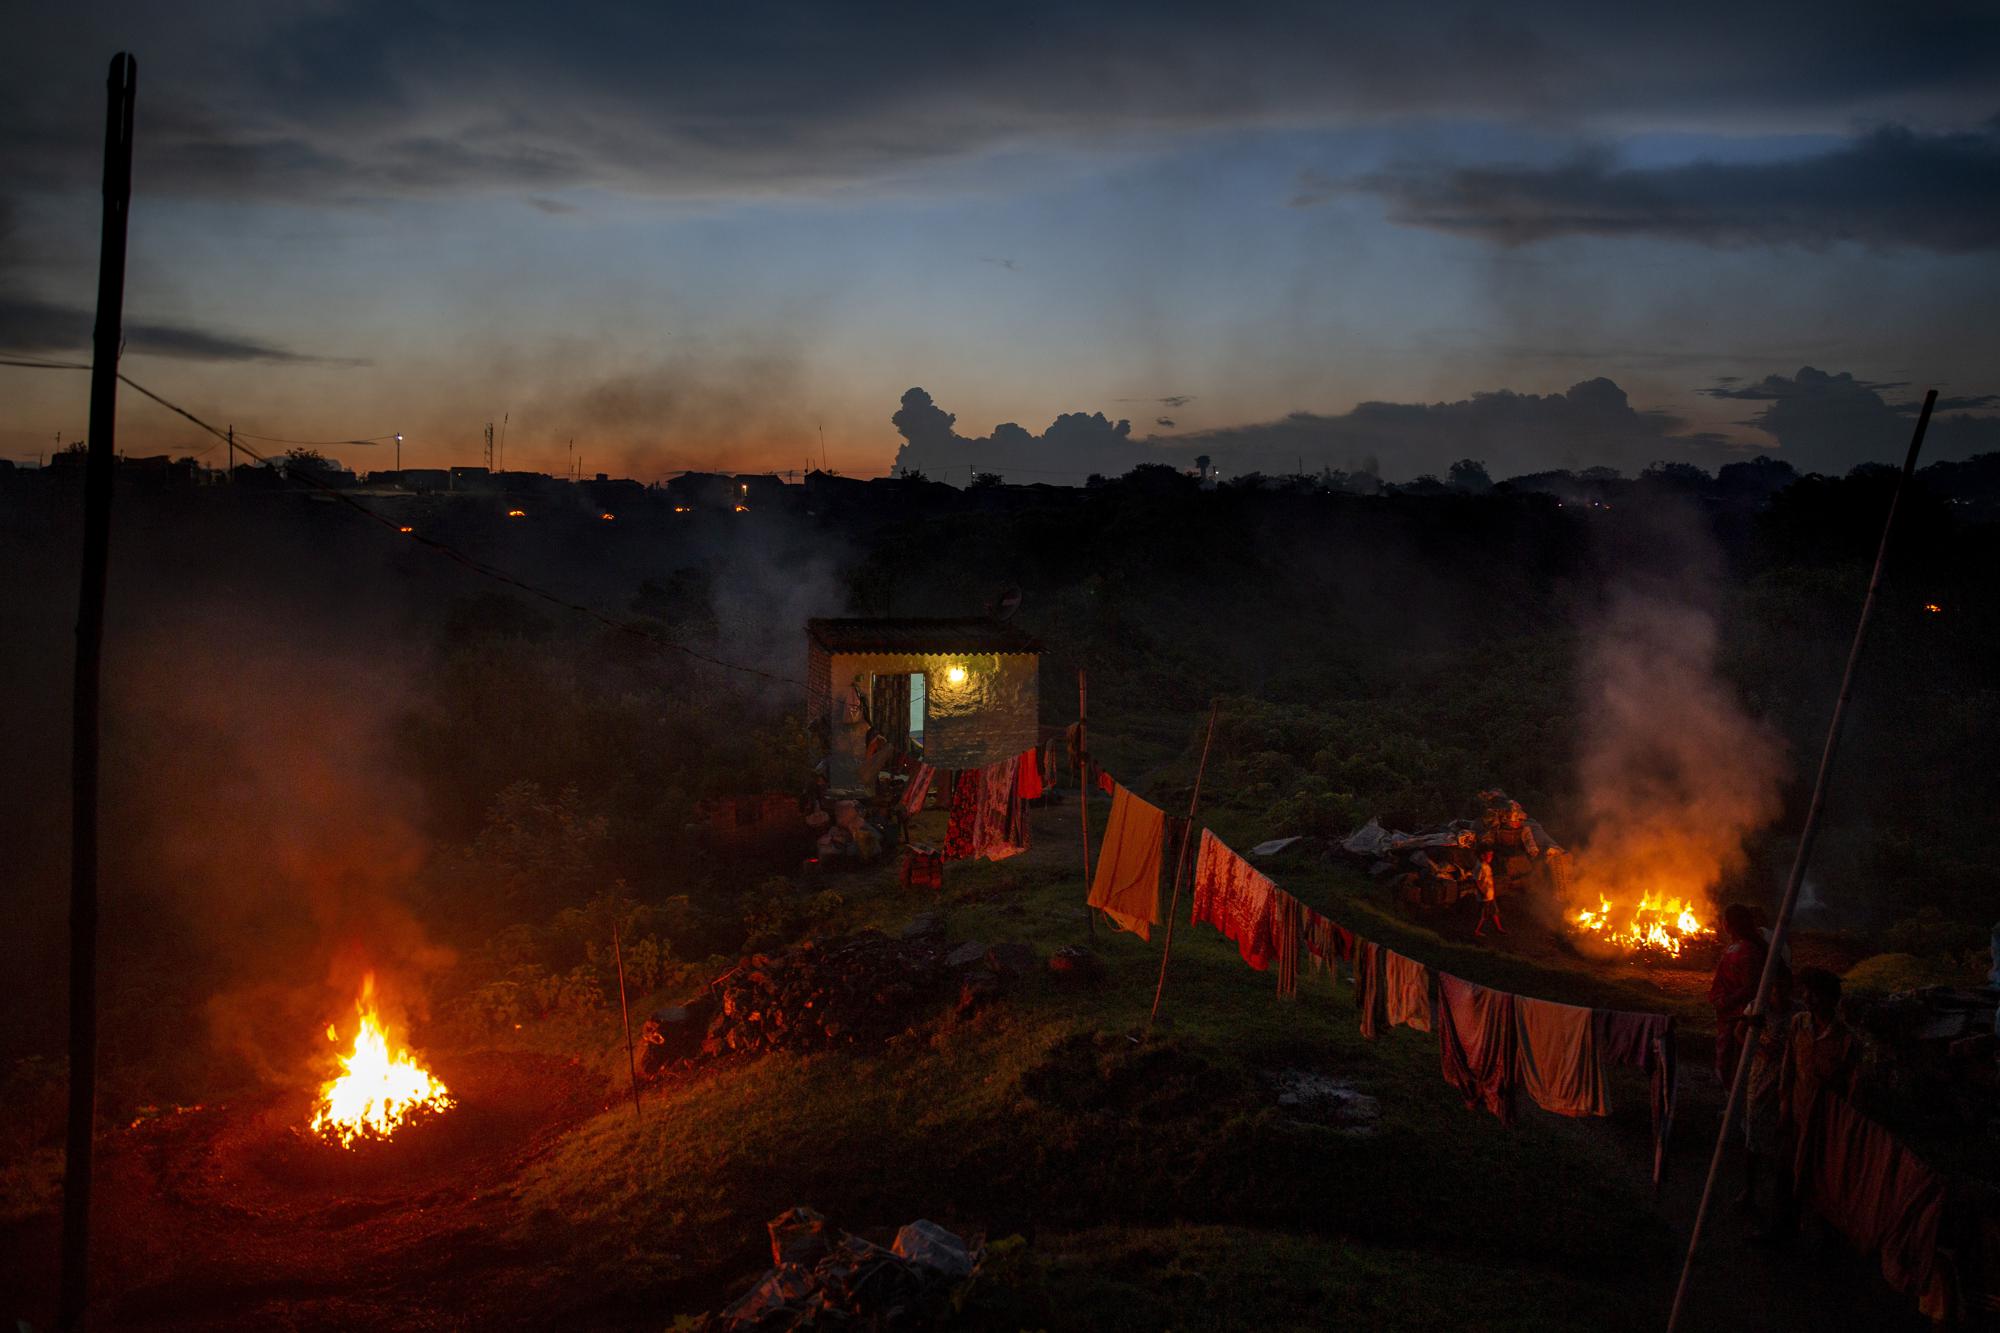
top-left (806, 617), bottom-right (1041, 794)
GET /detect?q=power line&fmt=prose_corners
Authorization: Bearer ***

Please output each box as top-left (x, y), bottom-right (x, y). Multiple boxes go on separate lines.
top-left (1, 358), bottom-right (806, 687)
top-left (232, 430), bottom-right (397, 447)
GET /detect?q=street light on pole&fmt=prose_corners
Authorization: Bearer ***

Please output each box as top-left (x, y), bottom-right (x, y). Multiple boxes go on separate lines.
top-left (395, 433), bottom-right (403, 473)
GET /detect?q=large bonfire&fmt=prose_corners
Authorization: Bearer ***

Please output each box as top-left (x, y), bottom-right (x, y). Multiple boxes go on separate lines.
top-left (1571, 889), bottom-right (1711, 957)
top-left (310, 974), bottom-right (453, 1148)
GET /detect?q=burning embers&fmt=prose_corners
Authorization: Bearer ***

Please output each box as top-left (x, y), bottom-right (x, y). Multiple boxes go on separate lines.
top-left (1571, 891), bottom-right (1713, 958)
top-left (309, 974), bottom-right (453, 1148)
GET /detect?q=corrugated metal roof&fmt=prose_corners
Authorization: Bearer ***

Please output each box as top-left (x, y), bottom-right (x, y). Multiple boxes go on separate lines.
top-left (807, 617), bottom-right (1041, 655)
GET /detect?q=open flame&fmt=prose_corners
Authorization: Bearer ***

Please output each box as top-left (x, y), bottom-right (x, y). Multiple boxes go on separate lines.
top-left (1571, 891), bottom-right (1713, 957)
top-left (310, 975), bottom-right (453, 1148)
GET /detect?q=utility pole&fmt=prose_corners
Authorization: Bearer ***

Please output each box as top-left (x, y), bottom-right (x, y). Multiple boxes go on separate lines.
top-left (483, 421), bottom-right (494, 471)
top-left (394, 432), bottom-right (402, 473)
top-left (226, 424), bottom-right (233, 478)
top-left (62, 51), bottom-right (136, 1333)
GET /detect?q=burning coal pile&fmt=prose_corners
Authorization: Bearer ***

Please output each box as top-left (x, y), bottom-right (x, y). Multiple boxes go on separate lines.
top-left (1563, 589), bottom-right (1787, 960)
top-left (310, 974), bottom-right (454, 1148)
top-left (653, 920), bottom-right (1037, 1069)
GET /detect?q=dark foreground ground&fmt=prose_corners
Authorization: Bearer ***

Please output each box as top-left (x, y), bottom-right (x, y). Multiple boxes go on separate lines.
top-left (2, 810), bottom-right (1946, 1331)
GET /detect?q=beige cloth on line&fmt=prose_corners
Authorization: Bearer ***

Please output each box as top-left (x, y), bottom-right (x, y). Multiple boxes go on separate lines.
top-left (1086, 784), bottom-right (1166, 940)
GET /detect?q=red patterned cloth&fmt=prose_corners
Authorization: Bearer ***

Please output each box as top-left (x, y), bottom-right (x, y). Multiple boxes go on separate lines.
top-left (1437, 971), bottom-right (1517, 1124)
top-left (1384, 950), bottom-right (1433, 1033)
top-left (943, 770), bottom-right (980, 861)
top-left (1189, 829), bottom-right (1279, 971)
top-left (900, 764), bottom-right (935, 817)
top-left (973, 754), bottom-right (1025, 860)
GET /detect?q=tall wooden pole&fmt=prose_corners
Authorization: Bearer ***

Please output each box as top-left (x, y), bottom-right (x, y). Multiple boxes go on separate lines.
top-left (1078, 668), bottom-right (1095, 942)
top-left (1666, 390), bottom-right (1936, 1332)
top-left (611, 921), bottom-right (642, 1121)
top-left (61, 51), bottom-right (137, 1333)
top-left (1148, 701), bottom-right (1219, 1029)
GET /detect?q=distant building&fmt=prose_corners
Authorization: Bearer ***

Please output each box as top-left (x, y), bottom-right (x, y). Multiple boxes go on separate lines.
top-left (581, 474), bottom-right (647, 510)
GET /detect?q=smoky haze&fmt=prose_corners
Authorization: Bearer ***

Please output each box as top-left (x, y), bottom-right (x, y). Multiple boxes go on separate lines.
top-left (0, 483), bottom-right (846, 1105)
top-left (1565, 515), bottom-right (1789, 920)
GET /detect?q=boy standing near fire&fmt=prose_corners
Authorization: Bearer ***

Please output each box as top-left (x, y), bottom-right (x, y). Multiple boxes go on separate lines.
top-left (1472, 850), bottom-right (1505, 937)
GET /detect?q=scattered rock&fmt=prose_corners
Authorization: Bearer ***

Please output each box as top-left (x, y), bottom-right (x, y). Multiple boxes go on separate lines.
top-left (1267, 1068), bottom-right (1381, 1135)
top-left (901, 912), bottom-right (945, 941)
top-left (892, 1219), bottom-right (976, 1278)
top-left (702, 1207), bottom-right (982, 1330)
top-left (958, 968), bottom-right (1003, 1014)
top-left (944, 940), bottom-right (989, 969)
top-left (987, 941), bottom-right (1039, 978)
top-left (1047, 945), bottom-right (1104, 985)
top-left (768, 1205), bottom-right (830, 1267)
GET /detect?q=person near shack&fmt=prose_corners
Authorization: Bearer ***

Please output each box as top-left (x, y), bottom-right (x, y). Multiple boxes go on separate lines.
top-left (1473, 850), bottom-right (1505, 937)
top-left (1737, 962), bottom-right (1798, 1219)
top-left (1708, 903), bottom-right (1769, 1083)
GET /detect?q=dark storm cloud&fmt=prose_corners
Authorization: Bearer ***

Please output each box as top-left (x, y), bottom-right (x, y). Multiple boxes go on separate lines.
top-left (7, 4), bottom-right (1998, 203)
top-left (0, 197), bottom-right (328, 363)
top-left (1168, 378), bottom-right (1729, 480)
top-left (890, 386), bottom-right (1138, 482)
top-left (1349, 122), bottom-right (2000, 252)
top-left (0, 294), bottom-right (326, 364)
top-left (890, 378), bottom-right (1733, 484)
top-left (1699, 366), bottom-right (2000, 472)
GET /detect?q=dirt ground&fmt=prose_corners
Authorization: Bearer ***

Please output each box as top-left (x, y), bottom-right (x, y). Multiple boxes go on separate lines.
top-left (2, 1050), bottom-right (632, 1332)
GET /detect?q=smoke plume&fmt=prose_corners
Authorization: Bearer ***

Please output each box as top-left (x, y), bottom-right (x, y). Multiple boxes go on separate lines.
top-left (1567, 589), bottom-right (1788, 915)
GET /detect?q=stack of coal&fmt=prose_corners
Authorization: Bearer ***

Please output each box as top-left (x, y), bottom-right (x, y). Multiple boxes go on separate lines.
top-left (689, 924), bottom-right (1039, 1061)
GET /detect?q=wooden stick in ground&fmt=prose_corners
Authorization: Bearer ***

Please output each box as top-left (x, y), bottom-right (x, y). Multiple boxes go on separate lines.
top-left (1148, 700), bottom-right (1220, 1030)
top-left (1078, 667), bottom-right (1095, 943)
top-left (1665, 390), bottom-right (1936, 1333)
top-left (61, 52), bottom-right (137, 1333)
top-left (611, 920), bottom-right (642, 1121)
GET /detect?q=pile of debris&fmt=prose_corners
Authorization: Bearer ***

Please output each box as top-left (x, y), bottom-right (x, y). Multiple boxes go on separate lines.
top-left (696, 1205), bottom-right (983, 1330)
top-left (641, 920), bottom-right (1039, 1073)
top-left (1342, 789), bottom-right (1570, 908)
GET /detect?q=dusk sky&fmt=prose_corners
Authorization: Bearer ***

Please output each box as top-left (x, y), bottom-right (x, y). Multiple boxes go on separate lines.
top-left (5, 2), bottom-right (1999, 481)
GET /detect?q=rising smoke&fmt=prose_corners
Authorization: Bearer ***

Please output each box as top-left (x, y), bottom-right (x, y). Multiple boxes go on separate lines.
top-left (1567, 585), bottom-right (1789, 916)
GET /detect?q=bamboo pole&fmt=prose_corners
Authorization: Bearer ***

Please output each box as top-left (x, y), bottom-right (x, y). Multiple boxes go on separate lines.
top-left (1666, 390), bottom-right (1936, 1332)
top-left (60, 53), bottom-right (137, 1333)
top-left (1078, 667), bottom-right (1095, 943)
top-left (1148, 700), bottom-right (1220, 1029)
top-left (611, 920), bottom-right (642, 1121)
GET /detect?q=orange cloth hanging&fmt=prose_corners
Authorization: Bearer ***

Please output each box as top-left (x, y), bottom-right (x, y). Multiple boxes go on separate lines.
top-left (1086, 784), bottom-right (1166, 940)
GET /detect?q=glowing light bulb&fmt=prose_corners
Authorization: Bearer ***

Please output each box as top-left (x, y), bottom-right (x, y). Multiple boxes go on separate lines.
top-left (945, 664), bottom-right (967, 686)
